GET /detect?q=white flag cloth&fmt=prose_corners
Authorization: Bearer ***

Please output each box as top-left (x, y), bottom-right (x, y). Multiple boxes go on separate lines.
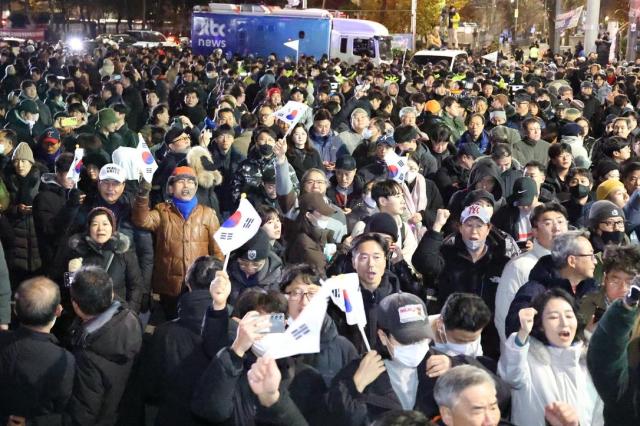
top-left (137, 134), bottom-right (158, 183)
top-left (482, 51), bottom-right (498, 62)
top-left (66, 147), bottom-right (85, 182)
top-left (272, 101), bottom-right (308, 128)
top-left (383, 151), bottom-right (409, 183)
top-left (265, 285), bottom-right (329, 359)
top-left (284, 39), bottom-right (300, 51)
top-left (214, 198), bottom-right (262, 255)
top-left (325, 273), bottom-right (367, 327)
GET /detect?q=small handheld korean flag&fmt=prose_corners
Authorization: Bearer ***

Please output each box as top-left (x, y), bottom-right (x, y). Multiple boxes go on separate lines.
top-left (137, 134), bottom-right (158, 183)
top-left (324, 273), bottom-right (371, 351)
top-left (264, 285), bottom-right (330, 359)
top-left (272, 101), bottom-right (308, 129)
top-left (214, 197), bottom-right (262, 271)
top-left (384, 151), bottom-right (409, 183)
top-left (66, 147), bottom-right (85, 183)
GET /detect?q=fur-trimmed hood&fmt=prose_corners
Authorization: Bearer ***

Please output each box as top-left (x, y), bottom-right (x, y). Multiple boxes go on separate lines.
top-left (69, 232), bottom-right (130, 256)
top-left (187, 146), bottom-right (223, 189)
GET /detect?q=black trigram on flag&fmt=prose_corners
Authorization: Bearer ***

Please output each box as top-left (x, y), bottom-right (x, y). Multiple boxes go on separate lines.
top-left (331, 288), bottom-right (341, 299)
top-left (397, 159), bottom-right (406, 167)
top-left (219, 232), bottom-right (233, 240)
top-left (242, 218), bottom-right (255, 229)
top-left (291, 324), bottom-right (310, 340)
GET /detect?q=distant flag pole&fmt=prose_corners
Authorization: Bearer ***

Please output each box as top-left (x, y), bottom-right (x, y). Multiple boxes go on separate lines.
top-left (214, 194), bottom-right (262, 272)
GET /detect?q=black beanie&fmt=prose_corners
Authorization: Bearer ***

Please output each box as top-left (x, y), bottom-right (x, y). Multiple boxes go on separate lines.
top-left (364, 213), bottom-right (399, 242)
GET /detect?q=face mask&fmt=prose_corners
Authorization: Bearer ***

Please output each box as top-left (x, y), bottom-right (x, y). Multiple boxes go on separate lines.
top-left (0, 144), bottom-right (5, 155)
top-left (206, 72), bottom-right (217, 79)
top-left (405, 171), bottom-right (417, 183)
top-left (363, 194), bottom-right (377, 209)
top-left (434, 337), bottom-right (483, 357)
top-left (313, 215), bottom-right (330, 229)
top-left (538, 100), bottom-right (550, 109)
top-left (259, 144), bottom-right (273, 157)
top-left (570, 184), bottom-right (590, 199)
top-left (601, 230), bottom-right (625, 245)
top-left (391, 339), bottom-right (431, 368)
top-left (362, 128), bottom-right (373, 139)
top-left (464, 238), bottom-right (485, 252)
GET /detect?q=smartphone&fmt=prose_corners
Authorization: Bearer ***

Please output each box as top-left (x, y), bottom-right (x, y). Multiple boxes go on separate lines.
top-left (627, 285), bottom-right (640, 305)
top-left (60, 117), bottom-right (79, 127)
top-left (64, 272), bottom-right (75, 288)
top-left (258, 313), bottom-right (286, 334)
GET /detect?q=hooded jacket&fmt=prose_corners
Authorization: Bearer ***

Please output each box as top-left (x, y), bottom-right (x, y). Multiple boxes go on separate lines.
top-left (504, 255), bottom-right (599, 338)
top-left (562, 135), bottom-right (591, 168)
top-left (33, 173), bottom-right (70, 274)
top-left (68, 302), bottom-right (143, 426)
top-left (308, 126), bottom-right (349, 166)
top-left (4, 109), bottom-right (46, 148)
top-left (433, 155), bottom-right (470, 205)
top-left (68, 232), bottom-right (145, 313)
top-left (227, 250), bottom-right (284, 304)
top-left (448, 160), bottom-right (506, 217)
top-left (499, 334), bottom-right (603, 426)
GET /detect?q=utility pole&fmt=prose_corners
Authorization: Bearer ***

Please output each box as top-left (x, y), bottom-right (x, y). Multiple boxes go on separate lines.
top-left (583, 0), bottom-right (600, 56)
top-left (553, 0), bottom-right (562, 52)
top-left (410, 0), bottom-right (417, 51)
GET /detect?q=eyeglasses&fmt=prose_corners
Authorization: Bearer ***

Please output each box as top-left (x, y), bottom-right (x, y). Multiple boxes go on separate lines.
top-left (304, 179), bottom-right (326, 186)
top-left (600, 220), bottom-right (625, 230)
top-left (286, 288), bottom-right (318, 301)
top-left (171, 135), bottom-right (191, 144)
top-left (572, 253), bottom-right (596, 261)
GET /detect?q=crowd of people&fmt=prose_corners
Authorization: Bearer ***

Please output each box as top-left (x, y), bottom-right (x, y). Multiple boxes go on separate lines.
top-left (1, 34), bottom-right (640, 426)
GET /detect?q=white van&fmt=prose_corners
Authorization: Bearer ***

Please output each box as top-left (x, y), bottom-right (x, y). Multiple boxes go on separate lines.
top-left (330, 18), bottom-right (392, 66)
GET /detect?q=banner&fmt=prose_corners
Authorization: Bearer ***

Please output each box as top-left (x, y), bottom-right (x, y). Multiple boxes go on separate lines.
top-left (555, 6), bottom-right (583, 33)
top-left (214, 197), bottom-right (262, 255)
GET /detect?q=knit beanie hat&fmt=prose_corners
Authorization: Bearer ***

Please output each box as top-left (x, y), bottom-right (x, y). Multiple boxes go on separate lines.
top-left (87, 206), bottom-right (117, 231)
top-left (97, 108), bottom-right (118, 128)
top-left (364, 213), bottom-right (399, 242)
top-left (596, 179), bottom-right (625, 201)
top-left (588, 200), bottom-right (625, 228)
top-left (12, 142), bottom-right (34, 164)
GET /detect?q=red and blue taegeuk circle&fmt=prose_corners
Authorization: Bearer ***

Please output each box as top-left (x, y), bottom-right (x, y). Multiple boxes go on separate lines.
top-left (285, 110), bottom-right (298, 121)
top-left (74, 160), bottom-right (84, 173)
top-left (222, 210), bottom-right (242, 228)
top-left (387, 165), bottom-right (399, 177)
top-left (142, 151), bottom-right (154, 165)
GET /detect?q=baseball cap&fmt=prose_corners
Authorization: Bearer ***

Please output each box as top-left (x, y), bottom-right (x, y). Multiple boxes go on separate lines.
top-left (463, 189), bottom-right (496, 208)
top-left (376, 134), bottom-right (396, 147)
top-left (99, 163), bottom-right (126, 183)
top-left (460, 204), bottom-right (492, 224)
top-left (18, 99), bottom-right (39, 114)
top-left (376, 293), bottom-right (429, 345)
top-left (560, 123), bottom-right (583, 137)
top-left (581, 81), bottom-right (594, 89)
top-left (40, 127), bottom-right (61, 145)
top-left (458, 143), bottom-right (482, 159)
top-left (509, 177), bottom-right (538, 206)
top-left (299, 192), bottom-right (335, 216)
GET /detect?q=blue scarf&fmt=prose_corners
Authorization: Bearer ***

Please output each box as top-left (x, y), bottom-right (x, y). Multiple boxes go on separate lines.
top-left (172, 196), bottom-right (198, 220)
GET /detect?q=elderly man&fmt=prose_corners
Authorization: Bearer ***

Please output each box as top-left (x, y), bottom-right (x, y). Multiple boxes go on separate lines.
top-left (134, 166), bottom-right (223, 319)
top-left (505, 230), bottom-right (599, 338)
top-left (512, 117), bottom-right (550, 166)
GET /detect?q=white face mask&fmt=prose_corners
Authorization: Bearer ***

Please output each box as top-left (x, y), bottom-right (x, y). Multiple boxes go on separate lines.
top-left (463, 238), bottom-right (485, 252)
top-left (434, 337), bottom-right (483, 357)
top-left (206, 72), bottom-right (217, 79)
top-left (405, 171), bottom-right (417, 183)
top-left (314, 216), bottom-right (330, 229)
top-left (362, 128), bottom-right (373, 139)
top-left (391, 339), bottom-right (431, 368)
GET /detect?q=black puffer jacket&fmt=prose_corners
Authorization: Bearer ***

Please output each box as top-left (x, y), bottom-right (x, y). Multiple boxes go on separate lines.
top-left (187, 146), bottom-right (223, 221)
top-left (5, 164), bottom-right (42, 274)
top-left (228, 250), bottom-right (284, 305)
top-left (448, 159), bottom-right (507, 218)
top-left (210, 144), bottom-right (245, 215)
top-left (67, 233), bottom-right (145, 313)
top-left (33, 173), bottom-right (69, 276)
top-left (231, 147), bottom-right (299, 207)
top-left (68, 302), bottom-right (143, 426)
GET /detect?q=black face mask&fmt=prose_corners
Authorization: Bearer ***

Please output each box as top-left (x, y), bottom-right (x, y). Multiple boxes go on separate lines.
top-left (601, 230), bottom-right (625, 245)
top-left (259, 144), bottom-right (273, 157)
top-left (538, 100), bottom-right (551, 110)
top-left (570, 184), bottom-right (590, 199)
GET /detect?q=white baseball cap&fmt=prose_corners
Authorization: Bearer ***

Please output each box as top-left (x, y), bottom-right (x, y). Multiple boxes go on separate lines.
top-left (461, 204), bottom-right (491, 224)
top-left (99, 163), bottom-right (126, 183)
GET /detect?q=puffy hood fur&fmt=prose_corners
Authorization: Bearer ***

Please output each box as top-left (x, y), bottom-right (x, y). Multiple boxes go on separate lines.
top-left (69, 232), bottom-right (131, 256)
top-left (187, 146), bottom-right (223, 189)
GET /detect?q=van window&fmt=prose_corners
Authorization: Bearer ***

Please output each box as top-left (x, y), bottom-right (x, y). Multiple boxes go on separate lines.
top-left (340, 38), bottom-right (348, 53)
top-left (353, 38), bottom-right (375, 58)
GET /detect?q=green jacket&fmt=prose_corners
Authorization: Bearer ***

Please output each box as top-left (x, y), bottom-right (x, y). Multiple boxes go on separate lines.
top-left (440, 113), bottom-right (466, 143)
top-left (95, 129), bottom-right (125, 158)
top-left (116, 123), bottom-right (139, 150)
top-left (587, 299), bottom-right (640, 425)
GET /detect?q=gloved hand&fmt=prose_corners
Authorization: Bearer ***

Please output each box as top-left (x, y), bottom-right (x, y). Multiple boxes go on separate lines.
top-left (201, 155), bottom-right (217, 172)
top-left (68, 257), bottom-right (83, 273)
top-left (66, 188), bottom-right (84, 207)
top-left (138, 179), bottom-right (152, 198)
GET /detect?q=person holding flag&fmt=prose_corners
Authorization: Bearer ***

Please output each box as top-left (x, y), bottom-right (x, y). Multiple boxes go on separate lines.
top-left (133, 166), bottom-right (223, 319)
top-left (327, 293), bottom-right (459, 423)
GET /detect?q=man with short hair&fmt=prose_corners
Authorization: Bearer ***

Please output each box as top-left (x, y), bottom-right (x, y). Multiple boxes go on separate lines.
top-left (523, 161), bottom-right (556, 203)
top-left (0, 277), bottom-right (75, 423)
top-left (512, 117), bottom-right (550, 165)
top-left (68, 266), bottom-right (142, 425)
top-left (308, 108), bottom-right (348, 172)
top-left (4, 99), bottom-right (46, 147)
top-left (338, 108), bottom-right (369, 154)
top-left (495, 202), bottom-right (569, 344)
top-left (440, 96), bottom-right (467, 143)
top-left (505, 230), bottom-right (599, 338)
top-left (326, 154), bottom-right (363, 212)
